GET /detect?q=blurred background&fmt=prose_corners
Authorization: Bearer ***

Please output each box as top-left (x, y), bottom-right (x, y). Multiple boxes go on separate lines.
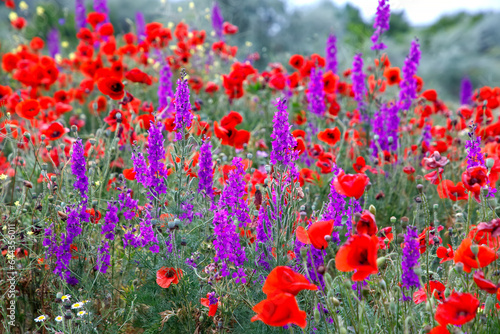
top-left (1, 0), bottom-right (500, 101)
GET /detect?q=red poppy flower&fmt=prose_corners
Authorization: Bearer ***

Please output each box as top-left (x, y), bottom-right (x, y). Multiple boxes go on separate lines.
top-left (424, 168), bottom-right (443, 185)
top-left (318, 127), bottom-right (341, 146)
top-left (125, 68), bottom-right (152, 85)
top-left (86, 208), bottom-right (102, 224)
top-left (335, 234), bottom-right (379, 281)
top-left (437, 180), bottom-right (468, 201)
top-left (355, 210), bottom-right (377, 236)
top-left (462, 166), bottom-right (488, 202)
top-left (205, 81), bottom-right (219, 94)
top-left (473, 270), bottom-right (498, 294)
top-left (11, 17), bottom-right (26, 30)
top-left (296, 220), bottom-right (334, 250)
top-left (97, 77), bottom-right (125, 100)
top-left (477, 218), bottom-right (500, 238)
top-left (435, 292), bottom-right (479, 326)
top-left (333, 171), bottom-right (370, 199)
top-left (123, 168), bottom-right (136, 180)
top-left (156, 267), bottom-right (183, 288)
top-left (15, 99), bottom-right (40, 120)
top-left (200, 294), bottom-right (218, 317)
top-left (220, 111), bottom-right (243, 129)
top-left (383, 67), bottom-right (401, 85)
top-left (289, 54), bottom-right (304, 69)
top-left (251, 293), bottom-right (307, 328)
top-left (87, 12), bottom-right (106, 29)
top-left (436, 244), bottom-right (454, 263)
top-left (453, 238), bottom-right (497, 273)
top-left (262, 266), bottom-right (318, 297)
top-left (428, 326), bottom-right (450, 334)
top-left (222, 22), bottom-right (238, 34)
top-left (413, 281), bottom-right (446, 304)
top-left (42, 122), bottom-right (67, 141)
top-left (98, 22), bottom-right (114, 36)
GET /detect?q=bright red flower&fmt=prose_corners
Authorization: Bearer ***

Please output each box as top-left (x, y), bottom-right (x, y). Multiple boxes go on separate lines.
top-left (355, 210), bottom-right (377, 236)
top-left (156, 267), bottom-right (183, 288)
top-left (335, 234), bottom-right (379, 281)
top-left (200, 294), bottom-right (218, 317)
top-left (353, 156), bottom-right (370, 173)
top-left (15, 99), bottom-right (40, 120)
top-left (477, 218), bottom-right (500, 238)
top-left (428, 326), bottom-right (450, 334)
top-left (435, 292), bottom-right (479, 326)
top-left (263, 266), bottom-right (317, 297)
top-left (318, 127), bottom-right (341, 146)
top-left (251, 293), bottom-right (307, 328)
top-left (473, 270), bottom-right (499, 294)
top-left (125, 68), bottom-right (152, 85)
top-left (97, 77), bottom-right (125, 100)
top-left (123, 168), bottom-right (136, 180)
top-left (296, 220), bottom-right (334, 250)
top-left (383, 67), bottom-right (401, 85)
top-left (453, 238), bottom-right (497, 273)
top-left (437, 180), bottom-right (468, 201)
top-left (413, 281), bottom-right (446, 304)
top-left (222, 22), bottom-right (238, 34)
top-left (289, 54), bottom-right (304, 69)
top-left (333, 171), bottom-right (370, 199)
top-left (436, 244), bottom-right (454, 263)
top-left (462, 166), bottom-right (488, 202)
top-left (42, 122), bottom-right (67, 141)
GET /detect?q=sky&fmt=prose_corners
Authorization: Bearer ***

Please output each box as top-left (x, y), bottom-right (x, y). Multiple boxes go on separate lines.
top-left (288, 0), bottom-right (500, 25)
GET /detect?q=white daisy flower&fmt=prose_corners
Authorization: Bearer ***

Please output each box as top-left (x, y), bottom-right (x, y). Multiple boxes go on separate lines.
top-left (71, 302), bottom-right (83, 309)
top-left (34, 315), bottom-right (47, 322)
top-left (77, 310), bottom-right (87, 317)
top-left (61, 294), bottom-right (71, 301)
top-left (55, 315), bottom-right (63, 322)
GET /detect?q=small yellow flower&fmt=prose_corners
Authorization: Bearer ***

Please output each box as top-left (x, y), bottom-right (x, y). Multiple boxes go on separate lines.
top-left (189, 2), bottom-right (195, 9)
top-left (36, 6), bottom-right (45, 15)
top-left (167, 22), bottom-right (174, 29)
top-left (177, 6), bottom-right (183, 12)
top-left (19, 1), bottom-right (28, 10)
top-left (34, 315), bottom-right (47, 322)
top-left (95, 181), bottom-right (100, 187)
top-left (0, 174), bottom-right (7, 180)
top-left (245, 41), bottom-right (253, 47)
top-left (61, 41), bottom-right (69, 48)
top-left (27, 231), bottom-right (33, 236)
top-left (14, 201), bottom-right (20, 207)
top-left (8, 12), bottom-right (18, 22)
top-left (69, 52), bottom-right (76, 60)
top-left (55, 54), bottom-right (62, 63)
top-left (55, 315), bottom-right (63, 322)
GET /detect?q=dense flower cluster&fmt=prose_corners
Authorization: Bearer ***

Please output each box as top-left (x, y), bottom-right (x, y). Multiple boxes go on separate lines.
top-left (270, 98), bottom-right (297, 169)
top-left (401, 226), bottom-right (421, 298)
top-left (371, 0), bottom-right (390, 50)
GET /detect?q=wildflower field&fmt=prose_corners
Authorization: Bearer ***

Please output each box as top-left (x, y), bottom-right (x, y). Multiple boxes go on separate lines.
top-left (1, 0), bottom-right (500, 333)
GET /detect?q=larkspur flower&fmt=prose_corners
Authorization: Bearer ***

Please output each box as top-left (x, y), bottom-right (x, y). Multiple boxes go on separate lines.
top-left (352, 53), bottom-right (366, 111)
top-left (47, 29), bottom-right (60, 59)
top-left (371, 0), bottom-right (390, 51)
top-left (307, 67), bottom-right (325, 117)
top-left (136, 11), bottom-right (145, 41)
top-left (465, 123), bottom-right (485, 169)
top-left (460, 76), bottom-right (473, 105)
top-left (71, 138), bottom-right (88, 201)
top-left (219, 157), bottom-right (251, 227)
top-left (399, 39), bottom-right (421, 111)
top-left (157, 55), bottom-right (174, 114)
top-left (146, 121), bottom-right (168, 198)
top-left (325, 34), bottom-right (337, 74)
top-left (198, 138), bottom-right (214, 198)
top-left (75, 0), bottom-right (86, 29)
top-left (270, 98), bottom-right (298, 169)
top-left (173, 73), bottom-right (193, 141)
top-left (255, 205), bottom-right (273, 271)
top-left (93, 0), bottom-right (109, 21)
top-left (401, 225), bottom-right (421, 299)
top-left (211, 2), bottom-right (224, 40)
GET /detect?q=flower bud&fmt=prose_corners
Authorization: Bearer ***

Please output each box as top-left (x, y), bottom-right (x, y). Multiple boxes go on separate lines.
top-left (313, 308), bottom-right (320, 324)
top-left (390, 216), bottom-right (396, 224)
top-left (455, 262), bottom-right (464, 274)
top-left (376, 257), bottom-right (386, 267)
top-left (265, 165), bottom-right (271, 172)
top-left (470, 244), bottom-right (479, 256)
top-left (300, 246), bottom-right (308, 259)
top-left (71, 125), bottom-right (78, 133)
top-left (486, 157), bottom-right (495, 169)
top-left (379, 279), bottom-right (387, 290)
top-left (416, 184), bottom-right (424, 193)
top-left (369, 204), bottom-right (376, 215)
top-left (329, 296), bottom-right (340, 307)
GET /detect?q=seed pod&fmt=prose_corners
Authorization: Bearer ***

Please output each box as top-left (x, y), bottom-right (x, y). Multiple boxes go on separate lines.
top-left (313, 308), bottom-right (320, 324)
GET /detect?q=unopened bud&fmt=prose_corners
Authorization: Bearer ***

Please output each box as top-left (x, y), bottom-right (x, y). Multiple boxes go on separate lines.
top-left (486, 157), bottom-right (495, 169)
top-left (265, 165), bottom-right (271, 172)
top-left (455, 262), bottom-right (464, 274)
top-left (390, 216), bottom-right (396, 224)
top-left (470, 244), bottom-right (479, 256)
top-left (416, 184), bottom-right (424, 193)
top-left (369, 204), bottom-right (376, 215)
top-left (376, 257), bottom-right (386, 267)
top-left (300, 246), bottom-right (308, 259)
top-left (71, 125), bottom-right (78, 133)
top-left (313, 308), bottom-right (320, 324)
top-left (23, 132), bottom-right (31, 139)
top-left (330, 296), bottom-right (340, 307)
